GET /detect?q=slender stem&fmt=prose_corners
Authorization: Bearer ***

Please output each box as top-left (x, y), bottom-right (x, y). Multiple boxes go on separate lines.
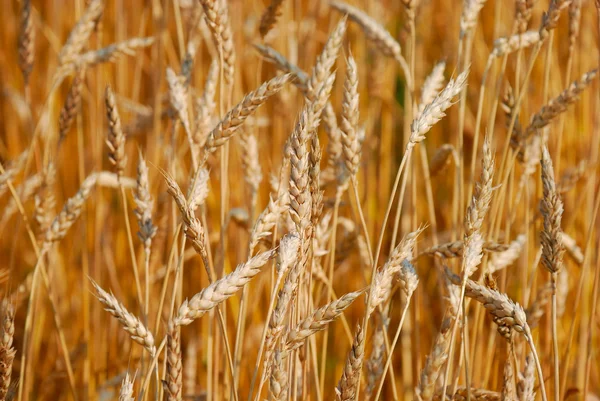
top-left (318, 188), bottom-right (342, 398)
top-left (583, 234), bottom-right (600, 400)
top-left (373, 297), bottom-right (412, 401)
top-left (246, 275), bottom-right (283, 401)
top-left (551, 272), bottom-right (559, 401)
top-left (526, 330), bottom-right (549, 401)
top-left (120, 184), bottom-right (144, 310)
top-left (351, 177), bottom-right (374, 266)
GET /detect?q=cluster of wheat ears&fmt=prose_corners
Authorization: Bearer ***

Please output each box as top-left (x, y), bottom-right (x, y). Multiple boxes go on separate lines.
top-left (0, 0), bottom-right (599, 400)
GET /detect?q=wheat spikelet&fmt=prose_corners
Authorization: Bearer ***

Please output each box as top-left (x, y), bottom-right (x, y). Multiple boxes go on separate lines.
top-left (416, 240), bottom-right (508, 259)
top-left (501, 358), bottom-right (516, 401)
top-left (133, 153), bottom-right (156, 250)
top-left (0, 303), bottom-right (15, 401)
top-left (174, 249), bottom-right (276, 326)
top-left (58, 68), bottom-right (85, 142)
top-left (558, 160), bottom-right (588, 194)
top-left (166, 67), bottom-right (192, 139)
top-left (18, 0), bottom-right (35, 84)
top-left (199, 0), bottom-right (235, 85)
top-left (249, 195), bottom-right (285, 252)
top-left (540, 145), bottom-right (564, 274)
top-left (253, 44), bottom-right (309, 86)
top-left (330, 1), bottom-right (411, 87)
top-left (0, 151), bottom-right (28, 198)
top-left (165, 322), bottom-right (183, 401)
top-left (492, 31), bottom-right (540, 58)
top-left (340, 55), bottom-right (360, 179)
top-left (418, 61), bottom-right (446, 118)
top-left (517, 354), bottom-right (536, 401)
top-left (364, 317), bottom-right (387, 400)
top-left (58, 0), bottom-right (104, 65)
top-left (410, 70), bottom-right (469, 147)
top-left (445, 269), bottom-right (528, 338)
top-left (44, 174), bottom-right (96, 247)
top-left (429, 144), bottom-right (455, 176)
top-left (539, 0), bottom-right (572, 40)
top-left (33, 163), bottom-right (57, 237)
top-left (368, 227), bottom-right (424, 316)
top-left (525, 69), bottom-right (597, 137)
top-left (488, 234), bottom-right (526, 274)
top-left (463, 231), bottom-right (485, 280)
top-left (194, 60), bottom-right (219, 148)
top-left (239, 130), bottom-right (263, 196)
top-left (55, 37), bottom-right (155, 82)
top-left (285, 290), bottom-right (364, 351)
top-left (335, 325), bottom-right (365, 401)
top-left (465, 135), bottom-right (494, 237)
top-left (269, 351), bottom-right (288, 401)
top-left (416, 286), bottom-right (459, 401)
top-left (433, 387), bottom-right (502, 401)
top-left (515, 0), bottom-right (535, 33)
top-left (288, 112), bottom-right (312, 230)
top-left (460, 0), bottom-right (488, 37)
top-left (276, 232), bottom-right (300, 277)
top-left (568, 0), bottom-right (581, 48)
top-left (556, 269), bottom-right (569, 317)
top-left (188, 167), bottom-right (210, 212)
top-left (105, 85), bottom-right (127, 177)
top-left (206, 73), bottom-right (292, 152)
top-left (306, 16), bottom-right (346, 103)
top-left (259, 0), bottom-right (285, 38)
top-left (91, 280), bottom-right (156, 356)
top-left (118, 373), bottom-right (135, 401)
top-left (264, 244), bottom-right (307, 382)
top-left (164, 172), bottom-right (209, 261)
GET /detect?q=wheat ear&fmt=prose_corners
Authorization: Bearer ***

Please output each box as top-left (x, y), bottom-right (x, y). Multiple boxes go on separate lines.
top-left (90, 279), bottom-right (156, 356)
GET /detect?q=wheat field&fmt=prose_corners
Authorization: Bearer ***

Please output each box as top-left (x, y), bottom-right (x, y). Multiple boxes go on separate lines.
top-left (0, 0), bottom-right (599, 400)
